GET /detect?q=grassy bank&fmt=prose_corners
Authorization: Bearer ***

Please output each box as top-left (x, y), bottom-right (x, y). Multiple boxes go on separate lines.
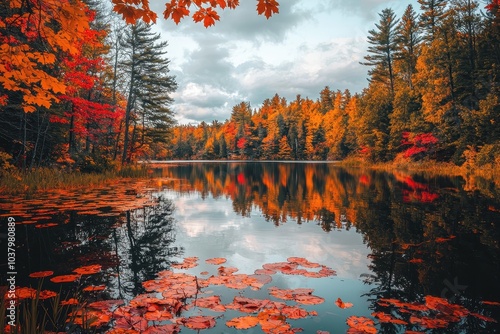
top-left (0, 165), bottom-right (149, 195)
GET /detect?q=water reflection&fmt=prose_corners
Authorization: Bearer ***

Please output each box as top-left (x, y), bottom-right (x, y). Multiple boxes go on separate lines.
top-left (153, 162), bottom-right (500, 331)
top-left (111, 196), bottom-right (182, 299)
top-left (0, 191), bottom-right (182, 301)
top-left (1, 162), bottom-right (499, 332)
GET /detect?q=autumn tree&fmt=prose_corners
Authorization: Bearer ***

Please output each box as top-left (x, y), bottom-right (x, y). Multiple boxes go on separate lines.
top-left (120, 21), bottom-right (177, 163)
top-left (0, 0), bottom-right (92, 168)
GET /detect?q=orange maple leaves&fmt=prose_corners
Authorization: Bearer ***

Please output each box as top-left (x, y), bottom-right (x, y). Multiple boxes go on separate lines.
top-left (0, 0), bottom-right (92, 112)
top-left (113, 0), bottom-right (279, 27)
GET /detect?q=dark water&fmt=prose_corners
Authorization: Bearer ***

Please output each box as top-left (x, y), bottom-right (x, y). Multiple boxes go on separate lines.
top-left (1, 162), bottom-right (499, 333)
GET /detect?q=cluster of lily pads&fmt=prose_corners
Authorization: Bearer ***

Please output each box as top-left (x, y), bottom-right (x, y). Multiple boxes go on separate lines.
top-left (7, 256), bottom-right (499, 333)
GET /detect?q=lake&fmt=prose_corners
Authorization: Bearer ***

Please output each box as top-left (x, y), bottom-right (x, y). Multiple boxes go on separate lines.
top-left (1, 162), bottom-right (499, 333)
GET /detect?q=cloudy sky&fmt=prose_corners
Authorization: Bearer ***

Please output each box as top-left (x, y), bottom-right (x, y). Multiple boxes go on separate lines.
top-left (150, 0), bottom-right (419, 125)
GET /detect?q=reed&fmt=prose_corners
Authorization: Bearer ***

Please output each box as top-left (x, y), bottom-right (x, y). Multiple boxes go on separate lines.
top-left (0, 279), bottom-right (90, 334)
top-left (0, 165), bottom-right (149, 195)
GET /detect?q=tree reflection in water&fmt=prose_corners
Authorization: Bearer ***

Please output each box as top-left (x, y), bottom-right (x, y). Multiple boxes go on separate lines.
top-left (154, 162), bottom-right (500, 332)
top-left (112, 196), bottom-right (183, 299)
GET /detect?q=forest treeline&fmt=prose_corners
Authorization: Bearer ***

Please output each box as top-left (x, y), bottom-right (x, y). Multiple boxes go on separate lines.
top-left (170, 1), bottom-right (500, 170)
top-left (0, 1), bottom-right (499, 174)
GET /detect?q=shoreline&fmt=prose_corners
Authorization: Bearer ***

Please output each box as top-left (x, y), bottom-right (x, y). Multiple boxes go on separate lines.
top-left (1, 160), bottom-right (498, 195)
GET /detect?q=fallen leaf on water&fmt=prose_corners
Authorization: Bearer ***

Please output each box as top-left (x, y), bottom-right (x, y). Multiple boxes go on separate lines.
top-left (73, 264), bottom-right (102, 275)
top-left (335, 297), bottom-right (354, 309)
top-left (281, 305), bottom-right (309, 319)
top-left (206, 257), bottom-right (227, 265)
top-left (142, 324), bottom-right (181, 334)
top-left (143, 309), bottom-right (173, 321)
top-left (38, 290), bottom-right (58, 299)
top-left (70, 309), bottom-right (111, 328)
top-left (218, 265), bottom-right (239, 276)
top-left (83, 285), bottom-right (106, 292)
top-left (425, 295), bottom-right (469, 317)
top-left (482, 300), bottom-right (500, 306)
top-left (268, 287), bottom-right (314, 301)
top-left (29, 270), bottom-right (54, 278)
top-left (226, 316), bottom-right (260, 329)
top-left (372, 311), bottom-right (407, 324)
top-left (61, 298), bottom-right (79, 306)
top-left (346, 316), bottom-right (377, 334)
top-left (255, 268), bottom-right (277, 275)
top-left (226, 296), bottom-right (274, 313)
top-left (294, 294), bottom-right (325, 305)
top-left (88, 299), bottom-right (125, 311)
top-left (191, 295), bottom-right (226, 312)
top-left (50, 274), bottom-right (81, 283)
top-left (172, 257), bottom-right (199, 269)
top-left (287, 257), bottom-right (321, 268)
top-left (177, 315), bottom-right (216, 330)
top-left (409, 315), bottom-right (449, 329)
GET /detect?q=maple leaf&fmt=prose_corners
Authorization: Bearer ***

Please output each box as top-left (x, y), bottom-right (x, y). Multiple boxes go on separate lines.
top-left (165, 3), bottom-right (190, 24)
top-left (256, 0), bottom-right (279, 19)
top-left (335, 297), bottom-right (354, 309)
top-left (226, 316), bottom-right (260, 329)
top-left (227, 0), bottom-right (239, 9)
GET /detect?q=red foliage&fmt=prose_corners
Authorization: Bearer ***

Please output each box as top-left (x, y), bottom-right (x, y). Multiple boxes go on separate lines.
top-left (404, 146), bottom-right (427, 158)
top-left (237, 173), bottom-right (246, 184)
top-left (359, 174), bottom-right (370, 186)
top-left (359, 146), bottom-right (371, 155)
top-left (401, 132), bottom-right (438, 158)
top-left (486, 0), bottom-right (500, 11)
top-left (415, 133), bottom-right (438, 145)
top-left (237, 137), bottom-right (247, 150)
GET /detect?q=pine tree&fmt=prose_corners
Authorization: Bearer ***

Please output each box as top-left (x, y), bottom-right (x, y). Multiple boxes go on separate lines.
top-left (120, 21), bottom-right (177, 163)
top-left (395, 4), bottom-right (422, 89)
top-left (362, 8), bottom-right (399, 96)
top-left (319, 86), bottom-right (334, 114)
top-left (418, 0), bottom-right (448, 43)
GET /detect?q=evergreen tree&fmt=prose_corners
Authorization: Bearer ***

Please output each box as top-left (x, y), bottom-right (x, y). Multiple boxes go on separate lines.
top-left (120, 21), bottom-right (177, 163)
top-left (395, 4), bottom-right (422, 89)
top-left (319, 86), bottom-right (334, 114)
top-left (418, 0), bottom-right (449, 42)
top-left (362, 8), bottom-right (399, 96)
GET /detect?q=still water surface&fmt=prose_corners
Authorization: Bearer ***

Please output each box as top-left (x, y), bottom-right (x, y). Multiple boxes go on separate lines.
top-left (1, 162), bottom-right (499, 333)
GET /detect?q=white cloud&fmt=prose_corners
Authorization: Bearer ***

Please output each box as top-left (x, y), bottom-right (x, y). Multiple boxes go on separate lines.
top-left (150, 0), bottom-right (419, 124)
